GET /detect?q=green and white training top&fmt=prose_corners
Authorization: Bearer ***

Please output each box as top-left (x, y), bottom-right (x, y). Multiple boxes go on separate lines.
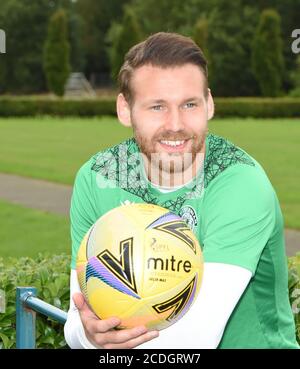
top-left (70, 133), bottom-right (298, 349)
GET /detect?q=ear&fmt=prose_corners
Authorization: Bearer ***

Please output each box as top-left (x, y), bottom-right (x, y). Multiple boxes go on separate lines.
top-left (206, 89), bottom-right (214, 121)
top-left (117, 93), bottom-right (132, 127)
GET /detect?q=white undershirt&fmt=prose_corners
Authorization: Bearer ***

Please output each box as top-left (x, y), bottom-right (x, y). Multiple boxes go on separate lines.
top-left (64, 263), bottom-right (252, 349)
top-left (150, 180), bottom-right (191, 193)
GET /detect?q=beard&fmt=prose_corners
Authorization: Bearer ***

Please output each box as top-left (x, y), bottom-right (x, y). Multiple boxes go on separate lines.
top-left (132, 122), bottom-right (207, 187)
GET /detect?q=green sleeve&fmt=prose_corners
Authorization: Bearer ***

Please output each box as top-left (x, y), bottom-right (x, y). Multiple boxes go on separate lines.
top-left (70, 159), bottom-right (97, 269)
top-left (202, 163), bottom-right (277, 275)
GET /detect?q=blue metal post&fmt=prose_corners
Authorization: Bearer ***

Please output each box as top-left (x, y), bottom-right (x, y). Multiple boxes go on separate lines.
top-left (16, 286), bottom-right (68, 349)
top-left (16, 287), bottom-right (37, 349)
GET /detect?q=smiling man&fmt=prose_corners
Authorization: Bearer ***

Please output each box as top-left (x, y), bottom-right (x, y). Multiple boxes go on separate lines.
top-left (64, 32), bottom-right (299, 349)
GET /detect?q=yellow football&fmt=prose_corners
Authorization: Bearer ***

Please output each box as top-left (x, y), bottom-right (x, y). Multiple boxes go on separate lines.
top-left (76, 203), bottom-right (203, 331)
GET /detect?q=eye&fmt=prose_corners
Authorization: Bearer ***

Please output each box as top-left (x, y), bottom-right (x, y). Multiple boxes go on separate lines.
top-left (184, 102), bottom-right (197, 109)
top-left (150, 105), bottom-right (164, 111)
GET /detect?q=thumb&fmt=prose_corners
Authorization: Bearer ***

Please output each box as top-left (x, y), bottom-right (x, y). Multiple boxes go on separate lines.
top-left (72, 292), bottom-right (86, 311)
top-left (72, 292), bottom-right (98, 320)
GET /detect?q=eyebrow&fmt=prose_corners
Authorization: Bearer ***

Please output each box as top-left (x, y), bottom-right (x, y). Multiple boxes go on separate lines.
top-left (146, 97), bottom-right (203, 105)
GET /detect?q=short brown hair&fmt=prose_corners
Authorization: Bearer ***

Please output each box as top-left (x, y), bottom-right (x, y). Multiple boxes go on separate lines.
top-left (118, 32), bottom-right (208, 105)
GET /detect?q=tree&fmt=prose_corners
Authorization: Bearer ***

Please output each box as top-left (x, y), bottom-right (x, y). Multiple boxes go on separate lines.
top-left (76, 0), bottom-right (130, 81)
top-left (0, 0), bottom-right (54, 93)
top-left (43, 9), bottom-right (71, 96)
top-left (206, 0), bottom-right (260, 96)
top-left (252, 9), bottom-right (284, 97)
top-left (108, 7), bottom-right (143, 82)
top-left (193, 18), bottom-right (211, 70)
top-left (68, 10), bottom-right (85, 72)
top-left (128, 0), bottom-right (212, 36)
top-left (126, 0), bottom-right (259, 96)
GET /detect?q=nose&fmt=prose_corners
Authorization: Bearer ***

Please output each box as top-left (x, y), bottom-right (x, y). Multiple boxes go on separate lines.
top-left (164, 107), bottom-right (184, 132)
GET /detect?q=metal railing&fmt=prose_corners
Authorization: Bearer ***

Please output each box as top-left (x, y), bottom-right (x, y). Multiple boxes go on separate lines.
top-left (16, 287), bottom-right (67, 349)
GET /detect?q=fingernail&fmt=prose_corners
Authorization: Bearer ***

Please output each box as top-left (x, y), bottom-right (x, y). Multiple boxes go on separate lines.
top-left (111, 318), bottom-right (121, 325)
top-left (136, 326), bottom-right (148, 334)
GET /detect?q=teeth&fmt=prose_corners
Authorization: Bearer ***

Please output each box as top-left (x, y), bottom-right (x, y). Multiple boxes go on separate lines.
top-left (160, 140), bottom-right (185, 147)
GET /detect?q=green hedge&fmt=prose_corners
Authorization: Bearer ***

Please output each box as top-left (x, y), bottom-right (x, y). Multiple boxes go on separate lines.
top-left (0, 97), bottom-right (116, 117)
top-left (0, 97), bottom-right (300, 118)
top-left (0, 253), bottom-right (299, 349)
top-left (214, 98), bottom-right (300, 118)
top-left (0, 254), bottom-right (70, 349)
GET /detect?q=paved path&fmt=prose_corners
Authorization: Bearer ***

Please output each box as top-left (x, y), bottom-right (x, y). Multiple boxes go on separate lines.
top-left (0, 173), bottom-right (299, 256)
top-left (0, 173), bottom-right (72, 215)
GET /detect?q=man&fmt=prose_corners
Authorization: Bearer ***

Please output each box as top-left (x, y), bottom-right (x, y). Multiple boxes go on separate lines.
top-left (64, 32), bottom-right (298, 349)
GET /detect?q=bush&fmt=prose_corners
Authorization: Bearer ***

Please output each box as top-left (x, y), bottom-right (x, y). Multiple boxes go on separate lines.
top-left (214, 97), bottom-right (300, 118)
top-left (0, 96), bottom-right (300, 118)
top-left (0, 97), bottom-right (116, 117)
top-left (0, 254), bottom-right (70, 349)
top-left (0, 253), bottom-right (299, 348)
top-left (288, 253), bottom-right (300, 344)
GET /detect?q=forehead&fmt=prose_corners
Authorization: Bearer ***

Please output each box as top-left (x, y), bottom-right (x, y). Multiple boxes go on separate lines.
top-left (130, 64), bottom-right (206, 101)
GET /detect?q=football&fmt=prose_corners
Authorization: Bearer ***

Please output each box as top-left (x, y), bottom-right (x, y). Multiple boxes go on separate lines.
top-left (76, 203), bottom-right (203, 331)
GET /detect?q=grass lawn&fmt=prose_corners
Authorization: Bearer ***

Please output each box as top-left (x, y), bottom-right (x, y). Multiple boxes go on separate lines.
top-left (0, 116), bottom-right (299, 229)
top-left (0, 116), bottom-right (133, 184)
top-left (0, 199), bottom-right (70, 258)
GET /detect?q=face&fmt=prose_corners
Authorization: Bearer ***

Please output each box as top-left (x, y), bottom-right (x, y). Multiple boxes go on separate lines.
top-left (117, 64), bottom-right (214, 182)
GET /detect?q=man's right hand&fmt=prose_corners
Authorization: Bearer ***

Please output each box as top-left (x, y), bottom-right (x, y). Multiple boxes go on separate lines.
top-left (72, 292), bottom-right (159, 349)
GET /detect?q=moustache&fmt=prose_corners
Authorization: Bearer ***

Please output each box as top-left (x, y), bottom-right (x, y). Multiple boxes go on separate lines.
top-left (155, 132), bottom-right (196, 141)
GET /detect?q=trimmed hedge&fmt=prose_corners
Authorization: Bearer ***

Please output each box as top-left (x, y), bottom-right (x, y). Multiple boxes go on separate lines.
top-left (0, 253), bottom-right (299, 349)
top-left (0, 97), bottom-right (300, 118)
top-left (0, 97), bottom-right (116, 117)
top-left (214, 98), bottom-right (300, 118)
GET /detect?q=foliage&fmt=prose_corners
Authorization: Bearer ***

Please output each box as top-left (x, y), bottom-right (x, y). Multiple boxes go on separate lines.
top-left (207, 1), bottom-right (260, 96)
top-left (0, 0), bottom-right (54, 93)
top-left (193, 18), bottom-right (210, 66)
top-left (213, 97), bottom-right (300, 118)
top-left (108, 6), bottom-right (143, 82)
top-left (288, 253), bottom-right (300, 344)
top-left (1, 96), bottom-right (300, 118)
top-left (0, 0), bottom-right (299, 96)
top-left (76, 0), bottom-right (130, 79)
top-left (43, 9), bottom-right (71, 97)
top-left (0, 254), bottom-right (70, 349)
top-left (0, 253), bottom-right (299, 348)
top-left (68, 8), bottom-right (85, 72)
top-left (289, 56), bottom-right (300, 97)
top-left (252, 9), bottom-right (284, 97)
top-left (0, 97), bottom-right (116, 117)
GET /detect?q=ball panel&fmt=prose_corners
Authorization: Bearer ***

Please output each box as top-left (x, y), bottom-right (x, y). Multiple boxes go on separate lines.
top-left (118, 302), bottom-right (171, 330)
top-left (86, 277), bottom-right (140, 319)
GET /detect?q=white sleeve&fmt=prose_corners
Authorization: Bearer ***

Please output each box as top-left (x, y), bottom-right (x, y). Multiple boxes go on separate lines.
top-left (137, 262), bottom-right (252, 349)
top-left (64, 263), bottom-right (252, 349)
top-left (64, 269), bottom-right (99, 349)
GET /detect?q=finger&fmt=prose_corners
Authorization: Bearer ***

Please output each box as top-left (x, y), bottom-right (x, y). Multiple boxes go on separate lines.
top-left (72, 292), bottom-right (86, 310)
top-left (103, 330), bottom-right (159, 349)
top-left (94, 317), bottom-right (122, 333)
top-left (101, 325), bottom-right (148, 344)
